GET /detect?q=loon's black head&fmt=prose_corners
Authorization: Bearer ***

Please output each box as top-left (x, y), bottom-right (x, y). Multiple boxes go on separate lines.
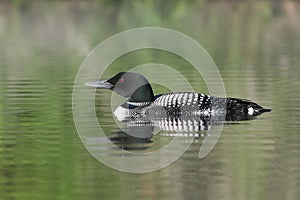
top-left (86, 72), bottom-right (154, 103)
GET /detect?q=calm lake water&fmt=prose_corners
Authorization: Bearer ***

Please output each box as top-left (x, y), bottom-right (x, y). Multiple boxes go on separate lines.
top-left (1, 1), bottom-right (300, 200)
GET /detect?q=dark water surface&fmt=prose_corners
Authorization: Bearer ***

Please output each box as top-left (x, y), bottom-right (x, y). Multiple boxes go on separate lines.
top-left (0, 1), bottom-right (300, 200)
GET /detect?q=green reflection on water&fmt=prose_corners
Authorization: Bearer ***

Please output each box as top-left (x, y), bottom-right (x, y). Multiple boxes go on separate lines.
top-left (0, 1), bottom-right (300, 200)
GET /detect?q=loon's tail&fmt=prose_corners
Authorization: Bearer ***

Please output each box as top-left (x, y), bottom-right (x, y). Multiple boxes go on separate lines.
top-left (248, 102), bottom-right (271, 115)
top-left (261, 108), bottom-right (272, 112)
top-left (226, 98), bottom-right (271, 116)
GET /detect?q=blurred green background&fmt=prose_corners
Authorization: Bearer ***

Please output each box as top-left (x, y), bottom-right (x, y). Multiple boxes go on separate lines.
top-left (0, 1), bottom-right (299, 200)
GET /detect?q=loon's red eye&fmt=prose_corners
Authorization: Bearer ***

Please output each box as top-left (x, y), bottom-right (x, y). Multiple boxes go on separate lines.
top-left (119, 78), bottom-right (124, 83)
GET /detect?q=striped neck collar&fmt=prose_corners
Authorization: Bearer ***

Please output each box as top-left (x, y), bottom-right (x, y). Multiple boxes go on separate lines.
top-left (127, 101), bottom-right (152, 107)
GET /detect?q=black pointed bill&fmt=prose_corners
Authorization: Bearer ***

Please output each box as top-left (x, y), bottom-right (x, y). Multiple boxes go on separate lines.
top-left (85, 80), bottom-right (114, 89)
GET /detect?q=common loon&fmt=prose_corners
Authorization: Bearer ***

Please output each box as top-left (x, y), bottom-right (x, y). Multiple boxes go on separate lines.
top-left (86, 72), bottom-right (271, 121)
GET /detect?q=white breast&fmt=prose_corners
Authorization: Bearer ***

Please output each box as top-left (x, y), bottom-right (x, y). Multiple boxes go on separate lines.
top-left (113, 106), bottom-right (130, 121)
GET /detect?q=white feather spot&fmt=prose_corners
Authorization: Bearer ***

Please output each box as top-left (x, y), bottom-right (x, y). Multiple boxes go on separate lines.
top-left (203, 110), bottom-right (209, 115)
top-left (248, 107), bottom-right (254, 115)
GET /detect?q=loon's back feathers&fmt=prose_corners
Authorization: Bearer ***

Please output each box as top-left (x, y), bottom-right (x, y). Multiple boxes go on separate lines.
top-left (126, 92), bottom-right (270, 118)
top-left (86, 72), bottom-right (271, 121)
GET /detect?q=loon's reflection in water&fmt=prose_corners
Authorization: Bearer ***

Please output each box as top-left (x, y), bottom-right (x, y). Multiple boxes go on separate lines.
top-left (108, 112), bottom-right (261, 151)
top-left (109, 126), bottom-right (154, 151)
